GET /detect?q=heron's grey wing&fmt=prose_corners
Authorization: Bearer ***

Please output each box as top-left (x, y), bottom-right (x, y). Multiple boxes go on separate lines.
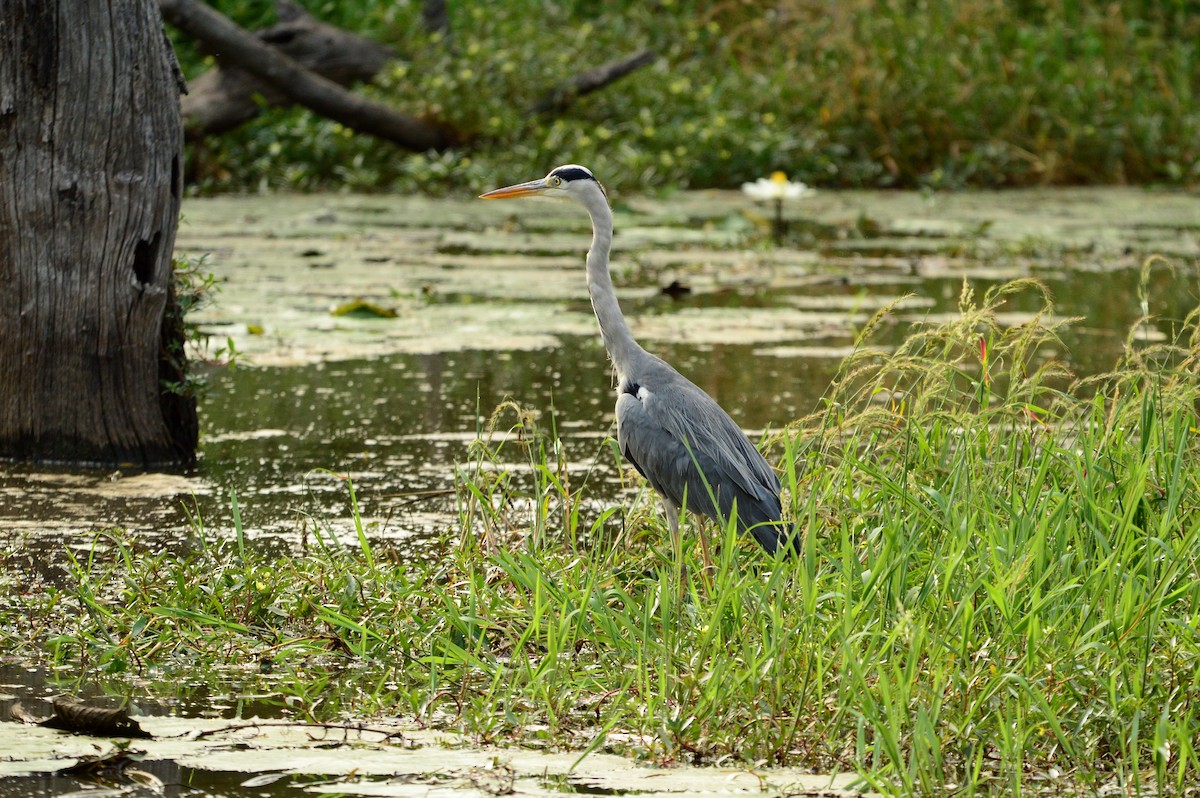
top-left (616, 389), bottom-right (689, 508)
top-left (615, 379), bottom-right (789, 554)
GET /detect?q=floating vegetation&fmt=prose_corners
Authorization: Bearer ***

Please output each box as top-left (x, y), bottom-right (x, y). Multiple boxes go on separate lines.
top-left (331, 299), bottom-right (399, 318)
top-left (4, 278), bottom-right (1199, 795)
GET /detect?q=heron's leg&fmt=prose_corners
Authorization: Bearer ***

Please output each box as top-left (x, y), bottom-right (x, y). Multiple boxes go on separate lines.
top-left (659, 497), bottom-right (690, 598)
top-left (660, 497), bottom-right (681, 561)
top-left (698, 522), bottom-right (714, 572)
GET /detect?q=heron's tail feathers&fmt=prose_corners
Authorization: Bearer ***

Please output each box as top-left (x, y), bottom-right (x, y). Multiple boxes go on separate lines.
top-left (747, 520), bottom-right (801, 558)
top-left (700, 483), bottom-right (798, 557)
top-left (718, 490), bottom-right (799, 557)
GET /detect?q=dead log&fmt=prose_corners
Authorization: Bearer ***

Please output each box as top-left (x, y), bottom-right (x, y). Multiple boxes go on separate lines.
top-left (180, 1), bottom-right (397, 139)
top-left (159, 0), bottom-right (454, 151)
top-left (531, 48), bottom-right (659, 115)
top-left (16, 698), bottom-right (153, 739)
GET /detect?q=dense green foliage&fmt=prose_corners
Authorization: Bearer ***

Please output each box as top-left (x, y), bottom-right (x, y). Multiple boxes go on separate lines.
top-left (179, 0), bottom-right (1200, 194)
top-left (5, 280), bottom-right (1199, 794)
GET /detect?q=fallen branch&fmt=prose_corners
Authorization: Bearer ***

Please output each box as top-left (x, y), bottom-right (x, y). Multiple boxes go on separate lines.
top-left (186, 719), bottom-right (408, 742)
top-left (421, 0), bottom-right (450, 37)
top-left (530, 48), bottom-right (658, 115)
top-left (13, 698), bottom-right (153, 739)
top-left (159, 0), bottom-right (454, 151)
top-left (180, 1), bottom-right (397, 139)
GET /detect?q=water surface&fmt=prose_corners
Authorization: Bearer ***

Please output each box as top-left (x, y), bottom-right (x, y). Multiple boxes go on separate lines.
top-left (2, 187), bottom-right (1196, 555)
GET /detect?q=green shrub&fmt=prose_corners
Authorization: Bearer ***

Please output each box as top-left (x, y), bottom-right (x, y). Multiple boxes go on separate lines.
top-left (179, 1), bottom-right (1199, 192)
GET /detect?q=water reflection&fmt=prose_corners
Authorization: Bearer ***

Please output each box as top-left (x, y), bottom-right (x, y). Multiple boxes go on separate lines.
top-left (193, 334), bottom-right (842, 549)
top-left (0, 767), bottom-right (322, 798)
top-left (190, 260), bottom-right (1182, 547)
top-left (0, 261), bottom-right (1189, 562)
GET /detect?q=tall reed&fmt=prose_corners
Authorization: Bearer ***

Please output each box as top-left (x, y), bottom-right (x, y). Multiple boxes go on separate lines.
top-left (4, 277), bottom-right (1198, 795)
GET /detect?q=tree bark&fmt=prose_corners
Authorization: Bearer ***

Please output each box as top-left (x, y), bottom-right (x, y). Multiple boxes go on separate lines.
top-left (0, 0), bottom-right (197, 466)
top-left (159, 0), bottom-right (455, 151)
top-left (181, 1), bottom-right (397, 139)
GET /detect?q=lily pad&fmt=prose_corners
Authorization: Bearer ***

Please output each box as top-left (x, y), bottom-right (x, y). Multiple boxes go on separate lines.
top-left (332, 299), bottom-right (398, 319)
top-left (0, 717), bottom-right (869, 797)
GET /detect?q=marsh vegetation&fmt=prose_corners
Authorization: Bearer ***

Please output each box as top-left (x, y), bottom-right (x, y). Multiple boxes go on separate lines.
top-left (180, 1), bottom-right (1200, 193)
top-left (3, 257), bottom-right (1199, 794)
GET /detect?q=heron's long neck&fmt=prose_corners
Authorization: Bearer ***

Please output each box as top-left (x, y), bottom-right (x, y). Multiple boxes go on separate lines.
top-left (582, 195), bottom-right (641, 373)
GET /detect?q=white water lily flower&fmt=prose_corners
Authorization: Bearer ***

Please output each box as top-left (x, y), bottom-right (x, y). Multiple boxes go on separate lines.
top-left (741, 171), bottom-right (813, 200)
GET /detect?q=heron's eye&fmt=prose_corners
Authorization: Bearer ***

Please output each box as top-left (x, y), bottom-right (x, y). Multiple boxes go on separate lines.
top-left (550, 176), bottom-right (563, 186)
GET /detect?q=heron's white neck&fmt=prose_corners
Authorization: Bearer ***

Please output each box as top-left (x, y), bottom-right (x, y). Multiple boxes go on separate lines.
top-left (580, 189), bottom-right (641, 373)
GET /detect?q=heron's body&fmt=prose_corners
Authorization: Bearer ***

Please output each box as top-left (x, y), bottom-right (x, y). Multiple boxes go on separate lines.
top-left (481, 165), bottom-right (795, 556)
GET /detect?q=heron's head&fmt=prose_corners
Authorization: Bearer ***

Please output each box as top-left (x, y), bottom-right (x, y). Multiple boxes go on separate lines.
top-left (479, 164), bottom-right (607, 206)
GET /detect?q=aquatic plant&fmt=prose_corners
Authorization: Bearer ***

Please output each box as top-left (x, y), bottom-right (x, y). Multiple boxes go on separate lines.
top-left (3, 276), bottom-right (1199, 795)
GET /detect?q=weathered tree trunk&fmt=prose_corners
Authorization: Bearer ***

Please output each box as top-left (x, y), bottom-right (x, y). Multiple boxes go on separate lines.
top-left (0, 0), bottom-right (198, 467)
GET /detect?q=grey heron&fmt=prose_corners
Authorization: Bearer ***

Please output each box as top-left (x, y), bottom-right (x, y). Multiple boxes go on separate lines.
top-left (480, 165), bottom-right (797, 557)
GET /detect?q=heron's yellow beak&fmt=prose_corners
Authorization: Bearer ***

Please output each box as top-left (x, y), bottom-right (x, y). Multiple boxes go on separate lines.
top-left (479, 178), bottom-right (551, 200)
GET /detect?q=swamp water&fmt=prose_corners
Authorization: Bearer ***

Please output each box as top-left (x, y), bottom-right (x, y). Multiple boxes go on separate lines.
top-left (1, 187), bottom-right (1197, 796)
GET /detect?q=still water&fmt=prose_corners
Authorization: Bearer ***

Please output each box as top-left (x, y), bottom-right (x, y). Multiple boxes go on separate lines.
top-left (2, 188), bottom-right (1197, 558)
top-left (196, 284), bottom-right (1124, 547)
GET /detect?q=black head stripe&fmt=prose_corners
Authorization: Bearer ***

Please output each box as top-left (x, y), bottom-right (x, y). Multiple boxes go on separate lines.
top-left (549, 165), bottom-right (595, 182)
